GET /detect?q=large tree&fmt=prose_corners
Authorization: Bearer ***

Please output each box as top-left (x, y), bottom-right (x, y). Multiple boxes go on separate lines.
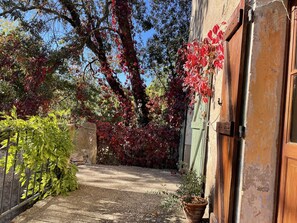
top-left (0, 0), bottom-right (192, 127)
top-left (0, 0), bottom-right (149, 125)
top-left (145, 0), bottom-right (191, 80)
top-left (0, 24), bottom-right (73, 117)
top-left (145, 0), bottom-right (192, 128)
top-left (0, 0), bottom-right (192, 168)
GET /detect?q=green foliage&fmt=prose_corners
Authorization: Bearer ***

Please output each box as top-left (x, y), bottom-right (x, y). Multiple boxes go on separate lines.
top-left (144, 0), bottom-right (191, 79)
top-left (176, 171), bottom-right (204, 202)
top-left (146, 76), bottom-right (168, 98)
top-left (0, 79), bottom-right (17, 107)
top-left (0, 1), bottom-right (190, 166)
top-left (159, 190), bottom-right (180, 211)
top-left (159, 170), bottom-right (205, 210)
top-left (71, 78), bottom-right (123, 123)
top-left (0, 25), bottom-right (74, 116)
top-left (146, 77), bottom-right (168, 124)
top-left (0, 108), bottom-right (78, 198)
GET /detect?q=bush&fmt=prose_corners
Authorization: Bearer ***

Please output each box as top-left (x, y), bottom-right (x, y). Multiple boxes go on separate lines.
top-left (0, 108), bottom-right (78, 198)
top-left (96, 121), bottom-right (178, 168)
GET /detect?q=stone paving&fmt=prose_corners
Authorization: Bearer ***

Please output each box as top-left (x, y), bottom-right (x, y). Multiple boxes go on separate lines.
top-left (11, 165), bottom-right (187, 223)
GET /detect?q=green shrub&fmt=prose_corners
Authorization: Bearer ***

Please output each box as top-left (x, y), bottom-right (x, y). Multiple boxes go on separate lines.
top-left (158, 170), bottom-right (205, 210)
top-left (0, 108), bottom-right (78, 198)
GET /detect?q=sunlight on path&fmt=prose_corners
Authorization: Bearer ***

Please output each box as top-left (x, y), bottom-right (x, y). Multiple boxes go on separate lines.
top-left (77, 165), bottom-right (181, 193)
top-left (11, 165), bottom-right (186, 223)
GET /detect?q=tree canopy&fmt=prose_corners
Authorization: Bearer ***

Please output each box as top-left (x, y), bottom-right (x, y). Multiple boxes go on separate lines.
top-left (0, 0), bottom-right (146, 124)
top-left (0, 0), bottom-right (192, 167)
top-left (0, 0), bottom-right (191, 125)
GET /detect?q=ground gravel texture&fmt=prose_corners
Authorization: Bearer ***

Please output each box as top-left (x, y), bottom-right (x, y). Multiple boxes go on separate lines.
top-left (11, 165), bottom-right (189, 223)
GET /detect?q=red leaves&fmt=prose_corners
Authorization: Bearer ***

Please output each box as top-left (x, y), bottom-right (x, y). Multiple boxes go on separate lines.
top-left (96, 122), bottom-right (178, 168)
top-left (213, 24), bottom-right (220, 34)
top-left (217, 30), bottom-right (224, 40)
top-left (199, 57), bottom-right (208, 67)
top-left (111, 0), bottom-right (149, 125)
top-left (207, 30), bottom-right (213, 40)
top-left (208, 27), bottom-right (223, 44)
top-left (214, 59), bottom-right (223, 69)
top-left (181, 24), bottom-right (225, 104)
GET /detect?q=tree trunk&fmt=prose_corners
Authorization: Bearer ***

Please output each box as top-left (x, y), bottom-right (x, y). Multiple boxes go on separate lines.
top-left (114, 0), bottom-right (150, 126)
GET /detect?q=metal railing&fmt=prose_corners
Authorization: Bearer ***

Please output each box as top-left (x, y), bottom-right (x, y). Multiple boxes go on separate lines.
top-left (0, 129), bottom-right (50, 222)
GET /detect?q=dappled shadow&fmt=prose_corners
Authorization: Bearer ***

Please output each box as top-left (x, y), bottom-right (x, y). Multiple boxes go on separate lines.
top-left (12, 185), bottom-right (185, 223)
top-left (189, 0), bottom-right (209, 40)
top-left (77, 165), bottom-right (181, 194)
top-left (12, 165), bottom-right (185, 222)
top-left (208, 186), bottom-right (215, 215)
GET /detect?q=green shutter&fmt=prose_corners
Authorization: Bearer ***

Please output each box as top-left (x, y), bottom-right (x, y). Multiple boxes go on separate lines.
top-left (190, 96), bottom-right (208, 175)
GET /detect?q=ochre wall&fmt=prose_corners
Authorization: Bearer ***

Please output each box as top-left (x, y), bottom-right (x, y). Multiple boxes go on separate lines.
top-left (240, 1), bottom-right (288, 222)
top-left (190, 0), bottom-right (288, 222)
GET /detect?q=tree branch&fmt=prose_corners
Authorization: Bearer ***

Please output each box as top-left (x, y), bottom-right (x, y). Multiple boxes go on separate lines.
top-left (58, 0), bottom-right (81, 27)
top-left (98, 0), bottom-right (112, 25)
top-left (83, 58), bottom-right (98, 77)
top-left (0, 4), bottom-right (74, 26)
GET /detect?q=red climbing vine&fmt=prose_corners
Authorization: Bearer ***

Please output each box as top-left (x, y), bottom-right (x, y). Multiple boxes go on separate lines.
top-left (183, 23), bottom-right (225, 104)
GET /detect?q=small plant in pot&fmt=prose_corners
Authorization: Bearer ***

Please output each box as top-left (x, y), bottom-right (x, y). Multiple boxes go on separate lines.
top-left (161, 170), bottom-right (208, 223)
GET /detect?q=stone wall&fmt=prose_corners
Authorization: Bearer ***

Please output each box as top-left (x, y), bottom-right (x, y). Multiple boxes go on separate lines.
top-left (70, 122), bottom-right (97, 165)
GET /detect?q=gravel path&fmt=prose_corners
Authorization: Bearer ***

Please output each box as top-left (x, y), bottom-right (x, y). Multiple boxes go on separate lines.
top-left (11, 165), bottom-right (187, 223)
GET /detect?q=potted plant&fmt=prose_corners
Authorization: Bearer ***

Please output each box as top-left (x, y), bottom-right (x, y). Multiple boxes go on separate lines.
top-left (160, 170), bottom-right (208, 223)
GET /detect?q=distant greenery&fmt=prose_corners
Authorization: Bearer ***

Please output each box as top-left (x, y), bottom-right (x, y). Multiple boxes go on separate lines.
top-left (0, 108), bottom-right (78, 198)
top-left (145, 0), bottom-right (191, 83)
top-left (0, 24), bottom-right (76, 117)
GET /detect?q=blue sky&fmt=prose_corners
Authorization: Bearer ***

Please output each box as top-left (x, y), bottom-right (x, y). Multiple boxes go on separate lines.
top-left (0, 1), bottom-right (156, 86)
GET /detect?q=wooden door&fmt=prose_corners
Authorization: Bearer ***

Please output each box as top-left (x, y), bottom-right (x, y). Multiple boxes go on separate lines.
top-left (278, 2), bottom-right (297, 223)
top-left (215, 2), bottom-right (247, 222)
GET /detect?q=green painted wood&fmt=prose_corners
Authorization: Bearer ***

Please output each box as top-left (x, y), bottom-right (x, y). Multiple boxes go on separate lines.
top-left (190, 96), bottom-right (208, 175)
top-left (178, 116), bottom-right (186, 164)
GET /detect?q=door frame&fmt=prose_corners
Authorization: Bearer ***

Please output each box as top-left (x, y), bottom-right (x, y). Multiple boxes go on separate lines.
top-left (276, 1), bottom-right (297, 222)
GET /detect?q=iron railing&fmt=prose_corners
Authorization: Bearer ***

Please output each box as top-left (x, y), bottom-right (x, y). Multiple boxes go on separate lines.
top-left (0, 129), bottom-right (50, 222)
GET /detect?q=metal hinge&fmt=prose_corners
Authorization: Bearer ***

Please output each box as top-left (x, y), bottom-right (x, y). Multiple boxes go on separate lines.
top-left (217, 121), bottom-right (234, 137)
top-left (248, 9), bottom-right (254, 23)
top-left (239, 125), bottom-right (246, 138)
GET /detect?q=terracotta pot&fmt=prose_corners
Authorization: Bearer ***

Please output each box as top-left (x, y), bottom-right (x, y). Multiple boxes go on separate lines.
top-left (182, 196), bottom-right (208, 223)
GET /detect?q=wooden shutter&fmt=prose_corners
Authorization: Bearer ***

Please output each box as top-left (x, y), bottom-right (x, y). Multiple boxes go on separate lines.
top-left (190, 96), bottom-right (209, 175)
top-left (214, 2), bottom-right (247, 222)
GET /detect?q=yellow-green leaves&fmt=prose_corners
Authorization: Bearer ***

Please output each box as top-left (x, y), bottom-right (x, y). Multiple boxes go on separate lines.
top-left (0, 109), bottom-right (78, 199)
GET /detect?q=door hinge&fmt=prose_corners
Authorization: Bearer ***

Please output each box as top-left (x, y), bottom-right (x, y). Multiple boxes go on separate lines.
top-left (248, 9), bottom-right (254, 23)
top-left (239, 125), bottom-right (245, 138)
top-left (216, 121), bottom-right (234, 136)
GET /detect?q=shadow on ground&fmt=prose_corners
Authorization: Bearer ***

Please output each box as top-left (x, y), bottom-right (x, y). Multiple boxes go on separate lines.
top-left (13, 185), bottom-right (185, 223)
top-left (12, 165), bottom-right (186, 223)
